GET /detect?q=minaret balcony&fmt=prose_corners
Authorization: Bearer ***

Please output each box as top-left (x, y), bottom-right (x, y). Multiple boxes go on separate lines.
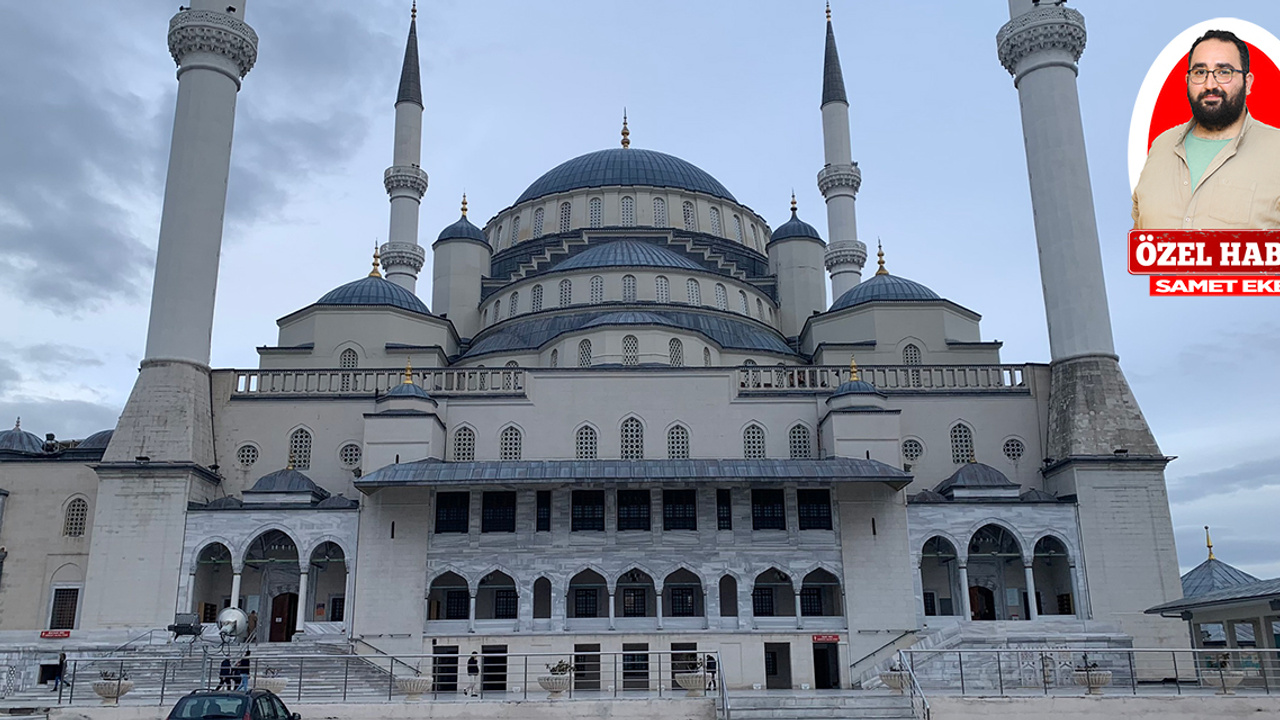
top-left (817, 163), bottom-right (862, 196)
top-left (384, 165), bottom-right (429, 198)
top-left (167, 8), bottom-right (258, 82)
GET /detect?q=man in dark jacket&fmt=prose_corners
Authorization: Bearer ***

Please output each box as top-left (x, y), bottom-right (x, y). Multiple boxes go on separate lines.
top-left (465, 651), bottom-right (480, 697)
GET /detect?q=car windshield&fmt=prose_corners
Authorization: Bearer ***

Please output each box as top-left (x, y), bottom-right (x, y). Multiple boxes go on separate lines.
top-left (170, 694), bottom-right (249, 719)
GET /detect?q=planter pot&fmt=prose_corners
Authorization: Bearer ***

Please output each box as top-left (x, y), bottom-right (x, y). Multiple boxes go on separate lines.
top-left (879, 671), bottom-right (910, 695)
top-left (537, 673), bottom-right (572, 698)
top-left (1071, 669), bottom-right (1112, 695)
top-left (1205, 669), bottom-right (1245, 695)
top-left (252, 676), bottom-right (288, 695)
top-left (395, 675), bottom-right (433, 700)
top-left (92, 679), bottom-right (134, 704)
top-left (675, 672), bottom-right (707, 697)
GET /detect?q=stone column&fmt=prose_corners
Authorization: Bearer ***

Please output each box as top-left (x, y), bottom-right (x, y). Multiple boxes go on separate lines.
top-left (468, 592), bottom-right (477, 634)
top-left (185, 571), bottom-right (197, 613)
top-left (608, 591), bottom-right (616, 630)
top-left (1068, 563), bottom-right (1083, 619)
top-left (553, 586), bottom-right (566, 632)
top-left (957, 562), bottom-right (972, 621)
top-left (230, 571), bottom-right (242, 609)
top-left (295, 568), bottom-right (309, 634)
top-left (795, 590), bottom-right (804, 630)
top-left (656, 591), bottom-right (664, 630)
top-left (1023, 562), bottom-right (1039, 621)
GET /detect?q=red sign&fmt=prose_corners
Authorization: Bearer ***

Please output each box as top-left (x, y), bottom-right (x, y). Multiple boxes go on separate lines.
top-left (40, 630), bottom-right (70, 639)
top-left (811, 634), bottom-right (840, 643)
top-left (1128, 230), bottom-right (1280, 275)
top-left (1149, 276), bottom-right (1280, 296)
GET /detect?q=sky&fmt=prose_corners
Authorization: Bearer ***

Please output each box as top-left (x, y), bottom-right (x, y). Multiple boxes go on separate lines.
top-left (1, 1), bottom-right (1278, 578)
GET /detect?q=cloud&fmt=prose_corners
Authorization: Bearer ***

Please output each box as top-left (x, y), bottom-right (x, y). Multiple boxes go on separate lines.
top-left (1169, 456), bottom-right (1280, 503)
top-left (0, 358), bottom-right (19, 396)
top-left (0, 398), bottom-right (121, 441)
top-left (16, 344), bottom-right (104, 369)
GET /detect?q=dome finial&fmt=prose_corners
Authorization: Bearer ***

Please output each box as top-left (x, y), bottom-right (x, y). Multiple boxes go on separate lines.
top-left (370, 243), bottom-right (383, 278)
top-left (875, 238), bottom-right (888, 276)
top-left (461, 192), bottom-right (468, 217)
top-left (621, 108), bottom-right (631, 149)
top-left (287, 452), bottom-right (295, 471)
top-left (411, 0), bottom-right (416, 21)
top-left (790, 190), bottom-right (797, 213)
top-left (1205, 525), bottom-right (1215, 560)
top-left (404, 356), bottom-right (414, 384)
top-left (848, 355), bottom-right (859, 381)
top-left (826, 1), bottom-right (831, 22)
top-left (13, 417), bottom-right (19, 430)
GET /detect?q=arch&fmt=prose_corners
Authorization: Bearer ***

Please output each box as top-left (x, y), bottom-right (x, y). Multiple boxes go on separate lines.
top-left (714, 284), bottom-right (728, 310)
top-left (509, 291), bottom-right (519, 317)
top-left (666, 423), bottom-right (690, 459)
top-left (738, 289), bottom-right (749, 314)
top-left (303, 535), bottom-right (353, 566)
top-left (919, 535), bottom-right (960, 617)
top-left (588, 197), bottom-right (603, 228)
top-left (709, 206), bottom-right (723, 236)
top-left (549, 348), bottom-right (559, 368)
top-left (622, 334), bottom-right (639, 365)
top-left (655, 275), bottom-right (670, 303)
top-left (427, 570), bottom-right (472, 620)
top-left (703, 347), bottom-right (712, 366)
top-left (568, 567), bottom-right (610, 618)
top-left (668, 338), bottom-right (684, 367)
top-left (653, 197), bottom-right (667, 226)
top-left (239, 526), bottom-right (303, 568)
top-left (620, 196), bottom-right (635, 226)
top-left (733, 214), bottom-right (744, 242)
top-left (751, 567), bottom-right (796, 617)
top-left (788, 423), bottom-right (813, 459)
top-left (426, 564), bottom-right (474, 593)
top-left (288, 426), bottom-right (313, 470)
top-left (50, 562), bottom-right (84, 585)
top-left (663, 566), bottom-right (706, 618)
top-left (1031, 530), bottom-right (1076, 561)
top-left (742, 423), bottom-right (766, 459)
top-left (799, 568), bottom-right (842, 617)
top-left (575, 424), bottom-right (599, 460)
top-left (662, 563), bottom-right (708, 591)
top-left (509, 215), bottom-right (521, 246)
top-left (559, 278), bottom-right (572, 307)
top-left (622, 274), bottom-right (637, 302)
top-left (578, 338), bottom-right (593, 367)
top-left (531, 284), bottom-right (544, 313)
top-left (686, 278), bottom-right (701, 305)
top-left (1031, 535), bottom-right (1076, 617)
top-left (559, 202), bottom-right (572, 233)
top-left (949, 422), bottom-right (975, 464)
top-left (339, 348), bottom-right (359, 369)
top-left (533, 576), bottom-right (553, 619)
top-left (452, 425), bottom-right (476, 461)
top-left (476, 568), bottom-right (520, 620)
top-left (756, 298), bottom-right (764, 319)
top-left (62, 496), bottom-right (89, 538)
top-left (902, 343), bottom-right (922, 365)
top-left (590, 275), bottom-right (604, 304)
top-left (189, 538), bottom-right (236, 574)
top-left (682, 201), bottom-right (697, 231)
top-left (615, 566), bottom-right (658, 618)
top-left (532, 206), bottom-right (545, 237)
top-left (964, 523), bottom-right (1028, 621)
top-left (620, 416), bottom-right (645, 460)
top-left (963, 519), bottom-right (1027, 555)
top-left (718, 574), bottom-right (739, 617)
top-left (499, 425), bottom-right (523, 460)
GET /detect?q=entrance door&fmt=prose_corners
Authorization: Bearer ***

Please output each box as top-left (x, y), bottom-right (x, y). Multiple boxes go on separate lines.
top-left (433, 646), bottom-right (459, 692)
top-left (969, 586), bottom-right (996, 621)
top-left (812, 642), bottom-right (839, 689)
top-left (269, 593), bottom-right (298, 642)
top-left (764, 642), bottom-right (791, 689)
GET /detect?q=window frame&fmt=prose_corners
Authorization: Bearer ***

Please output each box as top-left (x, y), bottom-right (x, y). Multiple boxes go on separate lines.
top-left (571, 490), bottom-right (605, 532)
top-left (435, 491), bottom-right (471, 534)
top-left (480, 491), bottom-right (517, 533)
top-left (662, 489), bottom-right (698, 531)
top-left (797, 489), bottom-right (832, 531)
top-left (751, 488), bottom-right (786, 531)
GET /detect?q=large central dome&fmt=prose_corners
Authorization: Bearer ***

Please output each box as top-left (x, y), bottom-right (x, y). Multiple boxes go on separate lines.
top-left (515, 148), bottom-right (737, 205)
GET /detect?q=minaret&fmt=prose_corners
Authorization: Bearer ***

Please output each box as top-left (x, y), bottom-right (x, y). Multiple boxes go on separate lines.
top-left (998, 0), bottom-right (1180, 651)
top-left (87, 0), bottom-right (257, 629)
top-left (818, 4), bottom-right (867, 302)
top-left (380, 3), bottom-right (429, 292)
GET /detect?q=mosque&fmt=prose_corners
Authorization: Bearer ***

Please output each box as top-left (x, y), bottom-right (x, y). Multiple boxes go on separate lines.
top-left (0, 0), bottom-right (1189, 691)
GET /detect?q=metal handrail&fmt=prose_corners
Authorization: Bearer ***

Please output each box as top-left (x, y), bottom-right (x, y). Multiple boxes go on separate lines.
top-left (715, 650), bottom-right (731, 720)
top-left (899, 650), bottom-right (931, 720)
top-left (350, 637), bottom-right (422, 678)
top-left (849, 631), bottom-right (915, 676)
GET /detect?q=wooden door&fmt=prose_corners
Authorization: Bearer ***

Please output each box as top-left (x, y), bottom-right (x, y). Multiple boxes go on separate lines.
top-left (269, 593), bottom-right (298, 643)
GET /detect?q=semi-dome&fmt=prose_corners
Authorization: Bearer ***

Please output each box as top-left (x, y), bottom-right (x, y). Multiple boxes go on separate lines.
top-left (582, 311), bottom-right (682, 330)
top-left (317, 275), bottom-right (431, 315)
top-left (78, 429), bottom-right (115, 450)
top-left (437, 213), bottom-right (487, 244)
top-left (551, 240), bottom-right (703, 273)
top-left (770, 209), bottom-right (822, 243)
top-left (248, 468), bottom-right (329, 497)
top-left (515, 148), bottom-right (737, 205)
top-left (934, 462), bottom-right (1016, 494)
top-left (830, 272), bottom-right (940, 311)
top-left (830, 379), bottom-right (880, 397)
top-left (0, 420), bottom-right (44, 454)
top-left (383, 381), bottom-right (433, 400)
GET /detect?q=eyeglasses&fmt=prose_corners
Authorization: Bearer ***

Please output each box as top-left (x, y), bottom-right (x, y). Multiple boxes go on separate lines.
top-left (1188, 67), bottom-right (1244, 84)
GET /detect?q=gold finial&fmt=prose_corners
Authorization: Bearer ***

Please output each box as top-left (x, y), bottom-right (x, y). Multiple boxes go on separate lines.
top-left (12, 417), bottom-right (19, 430)
top-left (369, 244), bottom-right (382, 278)
top-left (849, 355), bottom-right (859, 381)
top-left (404, 356), bottom-right (413, 384)
top-left (287, 452), bottom-right (295, 471)
top-left (411, 1), bottom-right (416, 21)
top-left (621, 109), bottom-right (631, 149)
top-left (790, 191), bottom-right (797, 213)
top-left (1205, 525), bottom-right (1215, 560)
top-left (875, 238), bottom-right (888, 276)
top-left (461, 192), bottom-right (468, 217)
top-left (826, 1), bottom-right (831, 22)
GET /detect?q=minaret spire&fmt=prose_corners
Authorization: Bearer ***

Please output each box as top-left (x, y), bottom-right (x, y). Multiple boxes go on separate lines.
top-left (819, 6), bottom-right (867, 300)
top-left (621, 109), bottom-right (631, 148)
top-left (381, 5), bottom-right (429, 293)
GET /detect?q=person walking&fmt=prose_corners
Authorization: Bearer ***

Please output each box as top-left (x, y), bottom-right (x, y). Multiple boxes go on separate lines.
top-left (218, 657), bottom-right (233, 690)
top-left (465, 651), bottom-right (480, 697)
top-left (235, 651), bottom-right (251, 691)
top-left (705, 654), bottom-right (718, 691)
top-left (246, 611), bottom-right (259, 644)
top-left (51, 653), bottom-right (67, 692)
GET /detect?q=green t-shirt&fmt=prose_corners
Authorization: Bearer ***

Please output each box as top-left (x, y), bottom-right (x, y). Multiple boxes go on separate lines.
top-left (1184, 133), bottom-right (1232, 190)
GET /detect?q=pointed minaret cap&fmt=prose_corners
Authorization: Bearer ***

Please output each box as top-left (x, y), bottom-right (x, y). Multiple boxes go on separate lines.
top-left (822, 4), bottom-right (848, 106)
top-left (621, 109), bottom-right (631, 149)
top-left (875, 239), bottom-right (888, 276)
top-left (1205, 525), bottom-right (1216, 560)
top-left (397, 3), bottom-right (423, 107)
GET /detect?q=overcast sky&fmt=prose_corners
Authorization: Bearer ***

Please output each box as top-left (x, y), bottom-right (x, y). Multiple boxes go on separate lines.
top-left (1, 1), bottom-right (1277, 579)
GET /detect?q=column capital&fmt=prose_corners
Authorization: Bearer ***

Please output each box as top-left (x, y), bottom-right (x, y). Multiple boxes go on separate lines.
top-left (997, 5), bottom-right (1086, 79)
top-left (168, 9), bottom-right (258, 84)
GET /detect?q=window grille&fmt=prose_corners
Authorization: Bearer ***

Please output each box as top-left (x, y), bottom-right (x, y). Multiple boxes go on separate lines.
top-left (667, 425), bottom-right (689, 459)
top-left (739, 290), bottom-right (749, 314)
top-left (289, 428), bottom-right (312, 470)
top-left (329, 597), bottom-right (345, 622)
top-left (454, 427), bottom-right (475, 461)
top-left (481, 491), bottom-right (517, 533)
top-left (550, 349), bottom-right (559, 368)
top-left (1003, 438), bottom-right (1025, 462)
top-left (500, 426), bottom-right (522, 460)
top-left (622, 274), bottom-right (636, 302)
top-left (589, 198), bottom-right (602, 228)
top-left (339, 348), bottom-right (358, 368)
top-left (575, 588), bottom-right (599, 617)
top-left (756, 299), bottom-right (764, 319)
top-left (663, 489), bottom-right (697, 531)
top-left (571, 490), bottom-right (605, 531)
top-left (788, 425), bottom-right (813, 459)
top-left (743, 424), bottom-right (765, 459)
top-left (509, 291), bottom-right (519, 317)
top-left (903, 344), bottom-right (922, 364)
top-left (621, 417), bottom-right (644, 459)
top-left (578, 339), bottom-right (592, 367)
top-left (560, 202), bottom-right (572, 233)
top-left (686, 279), bottom-right (701, 305)
top-left (435, 491), bottom-right (470, 533)
top-left (683, 201), bottom-right (697, 230)
top-left (590, 276), bottom-right (604, 304)
top-left (536, 490), bottom-right (551, 532)
top-left (744, 359), bottom-right (756, 366)
top-left (496, 224), bottom-right (503, 247)
top-left (494, 589), bottom-right (518, 619)
top-left (703, 347), bottom-right (712, 366)
top-left (733, 215), bottom-right (744, 242)
top-left (751, 489), bottom-right (786, 530)
top-left (576, 426), bottom-right (598, 460)
top-left (669, 587), bottom-right (696, 617)
top-left (752, 587), bottom-right (775, 616)
top-left (532, 207), bottom-right (545, 237)
top-left (236, 444), bottom-right (259, 467)
top-left (620, 196), bottom-right (635, 226)
top-left (800, 587), bottom-right (824, 616)
top-left (623, 335), bottom-right (639, 365)
top-left (715, 284), bottom-right (727, 310)
top-left (617, 489), bottom-right (651, 531)
top-left (653, 197), bottom-right (667, 226)
top-left (709, 207), bottom-right (722, 236)
top-left (445, 590), bottom-right (469, 619)
top-left (622, 587), bottom-right (647, 617)
top-left (494, 299), bottom-right (501, 320)
top-left (797, 489), bottom-right (832, 530)
top-left (750, 224), bottom-right (759, 248)
top-left (559, 278), bottom-right (572, 306)
top-left (339, 443), bottom-right (362, 468)
top-left (902, 439), bottom-right (923, 463)
top-left (531, 284), bottom-right (543, 312)
top-left (63, 498), bottom-right (88, 537)
top-left (668, 338), bottom-right (684, 366)
top-left (49, 588), bottom-right (79, 630)
top-left (655, 276), bottom-right (669, 303)
top-left (950, 424), bottom-right (975, 464)
top-left (509, 215), bottom-right (521, 245)
top-left (716, 489), bottom-right (732, 530)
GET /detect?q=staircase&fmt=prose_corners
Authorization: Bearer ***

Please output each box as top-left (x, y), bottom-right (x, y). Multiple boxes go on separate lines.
top-left (729, 692), bottom-right (914, 720)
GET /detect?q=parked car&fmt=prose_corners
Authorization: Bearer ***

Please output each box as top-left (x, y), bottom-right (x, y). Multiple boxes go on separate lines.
top-left (166, 689), bottom-right (301, 720)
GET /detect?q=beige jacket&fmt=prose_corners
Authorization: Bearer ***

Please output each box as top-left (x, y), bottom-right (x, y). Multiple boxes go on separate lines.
top-left (1132, 110), bottom-right (1280, 229)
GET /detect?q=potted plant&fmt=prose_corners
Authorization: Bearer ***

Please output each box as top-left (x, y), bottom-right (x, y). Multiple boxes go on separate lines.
top-left (1070, 653), bottom-right (1112, 695)
top-left (1203, 653), bottom-right (1245, 695)
top-left (674, 657), bottom-right (707, 697)
top-left (537, 659), bottom-right (573, 698)
top-left (879, 660), bottom-right (911, 694)
top-left (395, 662), bottom-right (433, 701)
top-left (251, 667), bottom-right (288, 695)
top-left (92, 670), bottom-right (134, 704)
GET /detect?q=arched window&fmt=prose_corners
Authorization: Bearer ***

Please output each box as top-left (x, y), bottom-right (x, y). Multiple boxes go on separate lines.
top-left (703, 347), bottom-right (712, 366)
top-left (289, 428), bottom-right (312, 470)
top-left (589, 198), bottom-right (603, 228)
top-left (578, 339), bottom-right (593, 367)
top-left (709, 207), bottom-right (723, 236)
top-left (686, 279), bottom-right (701, 305)
top-left (733, 215), bottom-right (744, 242)
top-left (559, 278), bottom-right (572, 306)
top-left (788, 424), bottom-right (813, 459)
top-left (667, 425), bottom-right (690, 459)
top-left (590, 276), bottom-right (604, 304)
top-left (902, 439), bottom-right (923, 463)
top-left (63, 498), bottom-right (88, 538)
top-left (509, 215), bottom-right (521, 246)
top-left (494, 299), bottom-right (501, 320)
top-left (500, 427), bottom-right (522, 460)
top-left (621, 418), bottom-right (644, 460)
top-left (653, 197), bottom-right (667, 226)
top-left (738, 290), bottom-right (749, 314)
top-left (623, 335), bottom-right (639, 365)
top-left (655, 276), bottom-right (670, 303)
top-left (743, 424), bottom-right (765, 459)
top-left (620, 196), bottom-right (635, 226)
top-left (550, 349), bottom-right (559, 368)
top-left (682, 201), bottom-right (696, 231)
top-left (339, 443), bottom-right (362, 468)
top-left (743, 359), bottom-right (757, 366)
top-left (236, 444), bottom-right (259, 467)
top-left (496, 224), bottom-right (503, 247)
top-left (559, 202), bottom-right (572, 233)
top-left (576, 426), bottom-right (598, 459)
top-left (903, 344), bottom-right (922, 365)
top-left (750, 224), bottom-right (760, 249)
top-left (669, 338), bottom-right (684, 367)
top-left (532, 207), bottom-right (545, 237)
top-left (622, 274), bottom-right (636, 302)
top-left (1003, 438), bottom-right (1026, 463)
top-left (339, 348), bottom-right (358, 368)
top-left (531, 284), bottom-right (543, 312)
top-left (483, 309), bottom-right (489, 326)
top-left (509, 291), bottom-right (519, 317)
top-left (715, 284), bottom-right (728, 310)
top-left (950, 424), bottom-right (975, 464)
top-left (756, 298), bottom-right (764, 319)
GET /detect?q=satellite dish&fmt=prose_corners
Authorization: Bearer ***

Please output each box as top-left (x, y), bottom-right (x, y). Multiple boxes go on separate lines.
top-left (216, 607), bottom-right (249, 641)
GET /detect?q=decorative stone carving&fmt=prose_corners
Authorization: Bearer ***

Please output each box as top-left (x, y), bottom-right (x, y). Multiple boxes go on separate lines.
top-left (168, 9), bottom-right (259, 80)
top-left (384, 165), bottom-right (429, 197)
top-left (824, 240), bottom-right (867, 271)
top-left (997, 6), bottom-right (1086, 77)
top-left (817, 163), bottom-right (862, 196)
top-left (380, 242), bottom-right (426, 274)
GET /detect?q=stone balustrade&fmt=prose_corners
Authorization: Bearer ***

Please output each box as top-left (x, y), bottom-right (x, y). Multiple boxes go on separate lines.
top-left (737, 365), bottom-right (1028, 393)
top-left (229, 368), bottom-right (525, 397)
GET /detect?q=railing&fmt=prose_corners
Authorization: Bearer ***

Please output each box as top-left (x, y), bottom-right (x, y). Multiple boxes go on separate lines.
top-left (899, 650), bottom-right (931, 720)
top-left (229, 368), bottom-right (525, 397)
top-left (849, 631), bottom-right (916, 685)
top-left (737, 365), bottom-right (1028, 393)
top-left (350, 637), bottom-right (423, 681)
top-left (899, 647), bottom-right (1279, 697)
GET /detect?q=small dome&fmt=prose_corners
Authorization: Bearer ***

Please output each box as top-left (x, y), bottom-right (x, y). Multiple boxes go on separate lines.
top-left (317, 276), bottom-right (431, 315)
top-left (206, 496), bottom-right (244, 509)
top-left (909, 489), bottom-right (948, 504)
top-left (934, 462), bottom-right (1016, 494)
top-left (0, 420), bottom-right (44, 454)
top-left (830, 379), bottom-right (880, 397)
top-left (1019, 488), bottom-right (1059, 502)
top-left (551, 240), bottom-right (703, 273)
top-left (770, 210), bottom-right (822, 243)
top-left (830, 273), bottom-right (940, 311)
top-left (1182, 557), bottom-right (1261, 598)
top-left (384, 381), bottom-right (432, 400)
top-left (582, 311), bottom-right (681, 330)
top-left (317, 494), bottom-right (359, 509)
top-left (437, 213), bottom-right (487, 244)
top-left (516, 148), bottom-right (736, 206)
top-left (78, 429), bottom-right (115, 450)
top-left (248, 468), bottom-right (329, 497)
